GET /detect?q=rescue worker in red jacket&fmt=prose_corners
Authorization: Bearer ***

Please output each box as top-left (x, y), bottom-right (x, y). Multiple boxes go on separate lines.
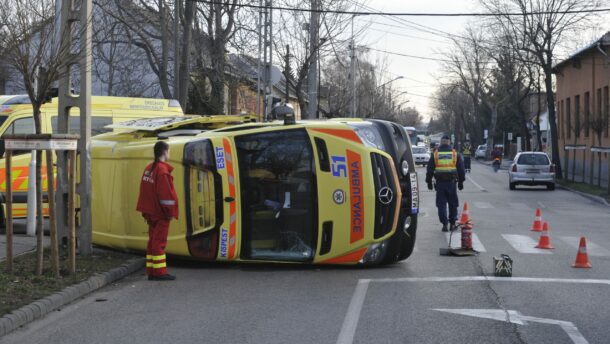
top-left (136, 141), bottom-right (179, 281)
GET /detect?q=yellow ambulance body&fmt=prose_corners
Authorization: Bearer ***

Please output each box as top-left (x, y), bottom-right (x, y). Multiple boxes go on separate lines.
top-left (0, 96), bottom-right (184, 220)
top-left (91, 116), bottom-right (419, 265)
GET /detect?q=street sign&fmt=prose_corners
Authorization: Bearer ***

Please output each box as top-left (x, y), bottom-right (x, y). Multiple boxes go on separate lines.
top-left (484, 129), bottom-right (488, 139)
top-left (508, 132), bottom-right (513, 141)
top-left (591, 146), bottom-right (610, 153)
top-left (564, 144), bottom-right (587, 151)
top-left (466, 133), bottom-right (470, 140)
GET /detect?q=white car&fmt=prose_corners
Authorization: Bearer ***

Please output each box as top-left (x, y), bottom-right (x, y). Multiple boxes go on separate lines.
top-left (508, 152), bottom-right (556, 190)
top-left (475, 144), bottom-right (486, 159)
top-left (412, 146), bottom-right (430, 166)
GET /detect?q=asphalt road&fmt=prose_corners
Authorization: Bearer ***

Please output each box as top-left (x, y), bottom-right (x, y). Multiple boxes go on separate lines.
top-left (3, 160), bottom-right (610, 344)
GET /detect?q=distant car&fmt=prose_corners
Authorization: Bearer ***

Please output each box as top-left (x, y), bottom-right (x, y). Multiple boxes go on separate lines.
top-left (475, 145), bottom-right (486, 159)
top-left (508, 152), bottom-right (555, 190)
top-left (412, 146), bottom-right (430, 166)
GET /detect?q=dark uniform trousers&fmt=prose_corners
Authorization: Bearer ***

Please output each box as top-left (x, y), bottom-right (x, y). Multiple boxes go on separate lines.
top-left (435, 180), bottom-right (459, 225)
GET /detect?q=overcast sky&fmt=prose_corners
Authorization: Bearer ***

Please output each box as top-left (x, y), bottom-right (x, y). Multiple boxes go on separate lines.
top-left (355, 0), bottom-right (610, 121)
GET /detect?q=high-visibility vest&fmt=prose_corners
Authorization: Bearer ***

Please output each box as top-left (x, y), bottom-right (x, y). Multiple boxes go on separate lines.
top-left (463, 147), bottom-right (471, 156)
top-left (434, 149), bottom-right (457, 174)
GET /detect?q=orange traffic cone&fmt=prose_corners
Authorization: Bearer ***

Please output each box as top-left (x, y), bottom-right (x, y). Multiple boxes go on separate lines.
top-left (459, 202), bottom-right (470, 225)
top-left (530, 208), bottom-right (543, 232)
top-left (535, 222), bottom-right (554, 249)
top-left (573, 237), bottom-right (592, 268)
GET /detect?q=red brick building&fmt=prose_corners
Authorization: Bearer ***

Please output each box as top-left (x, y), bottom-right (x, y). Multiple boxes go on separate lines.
top-left (553, 32), bottom-right (610, 187)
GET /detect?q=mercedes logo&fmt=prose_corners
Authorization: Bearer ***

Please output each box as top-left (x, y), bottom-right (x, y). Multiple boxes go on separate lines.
top-left (378, 186), bottom-right (394, 205)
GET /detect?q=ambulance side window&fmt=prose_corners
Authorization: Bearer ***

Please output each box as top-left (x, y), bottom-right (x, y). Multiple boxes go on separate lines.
top-left (50, 116), bottom-right (112, 136)
top-left (2, 117), bottom-right (35, 156)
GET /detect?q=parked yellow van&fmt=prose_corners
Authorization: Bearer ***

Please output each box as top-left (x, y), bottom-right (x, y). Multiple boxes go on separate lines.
top-left (0, 96), bottom-right (184, 220)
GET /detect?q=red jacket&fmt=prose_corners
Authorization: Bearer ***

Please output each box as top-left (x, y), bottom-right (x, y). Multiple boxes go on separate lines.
top-left (136, 161), bottom-right (179, 220)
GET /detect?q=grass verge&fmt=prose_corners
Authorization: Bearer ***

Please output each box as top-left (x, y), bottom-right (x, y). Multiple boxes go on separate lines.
top-left (557, 179), bottom-right (610, 201)
top-left (0, 249), bottom-right (136, 317)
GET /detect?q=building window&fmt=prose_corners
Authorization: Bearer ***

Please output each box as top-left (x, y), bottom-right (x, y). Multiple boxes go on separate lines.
top-left (604, 86), bottom-right (610, 137)
top-left (566, 98), bottom-right (572, 140)
top-left (560, 100), bottom-right (565, 140)
top-left (574, 95), bottom-right (580, 138)
top-left (584, 92), bottom-right (590, 137)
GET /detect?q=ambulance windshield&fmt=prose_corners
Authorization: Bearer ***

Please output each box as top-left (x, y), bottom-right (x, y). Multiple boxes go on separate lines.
top-left (235, 129), bottom-right (316, 262)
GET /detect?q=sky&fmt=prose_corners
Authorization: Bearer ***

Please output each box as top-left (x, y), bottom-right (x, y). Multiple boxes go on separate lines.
top-left (355, 0), bottom-right (610, 122)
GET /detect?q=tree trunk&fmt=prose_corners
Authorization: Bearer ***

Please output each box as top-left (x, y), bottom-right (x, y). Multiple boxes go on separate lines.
top-left (33, 104), bottom-right (44, 275)
top-left (178, 0), bottom-right (194, 109)
top-left (544, 67), bottom-right (562, 179)
top-left (210, 39), bottom-right (226, 115)
top-left (158, 0), bottom-right (173, 98)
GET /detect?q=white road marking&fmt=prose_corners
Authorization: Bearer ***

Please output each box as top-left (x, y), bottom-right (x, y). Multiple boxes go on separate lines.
top-left (337, 276), bottom-right (610, 344)
top-left (466, 175), bottom-right (486, 192)
top-left (433, 309), bottom-right (589, 344)
top-left (509, 202), bottom-right (530, 210)
top-left (336, 279), bottom-right (370, 344)
top-left (445, 232), bottom-right (486, 252)
top-left (560, 236), bottom-right (610, 257)
top-left (474, 201), bottom-right (493, 209)
top-left (502, 234), bottom-right (552, 254)
top-left (537, 201), bottom-right (546, 209)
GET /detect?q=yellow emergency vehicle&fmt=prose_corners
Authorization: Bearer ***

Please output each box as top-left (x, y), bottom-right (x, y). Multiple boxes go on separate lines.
top-left (0, 96), bottom-right (184, 220)
top-left (91, 116), bottom-right (419, 265)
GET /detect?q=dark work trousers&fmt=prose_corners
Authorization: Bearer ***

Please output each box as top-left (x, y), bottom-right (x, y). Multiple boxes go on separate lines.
top-left (435, 180), bottom-right (459, 225)
top-left (464, 156), bottom-right (471, 170)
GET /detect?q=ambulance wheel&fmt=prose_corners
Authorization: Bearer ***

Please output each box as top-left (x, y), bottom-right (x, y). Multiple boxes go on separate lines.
top-left (380, 215), bottom-right (417, 265)
top-left (397, 216), bottom-right (417, 261)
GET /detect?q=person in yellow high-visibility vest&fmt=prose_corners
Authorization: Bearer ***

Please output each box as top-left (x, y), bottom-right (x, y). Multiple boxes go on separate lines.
top-left (425, 135), bottom-right (466, 232)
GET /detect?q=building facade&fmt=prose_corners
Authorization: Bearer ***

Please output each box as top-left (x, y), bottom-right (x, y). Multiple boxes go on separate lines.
top-left (553, 32), bottom-right (610, 187)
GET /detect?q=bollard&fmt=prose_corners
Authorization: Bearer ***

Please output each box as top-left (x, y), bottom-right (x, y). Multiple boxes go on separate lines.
top-left (461, 221), bottom-right (473, 250)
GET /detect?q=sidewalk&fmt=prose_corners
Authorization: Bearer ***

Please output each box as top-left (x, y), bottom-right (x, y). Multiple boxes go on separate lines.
top-left (0, 220), bottom-right (49, 261)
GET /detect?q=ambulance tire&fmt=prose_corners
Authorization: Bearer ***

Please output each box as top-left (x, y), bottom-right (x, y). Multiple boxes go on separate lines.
top-left (397, 216), bottom-right (417, 261)
top-left (379, 216), bottom-right (417, 265)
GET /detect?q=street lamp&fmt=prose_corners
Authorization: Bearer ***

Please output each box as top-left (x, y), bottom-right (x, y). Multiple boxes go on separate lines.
top-left (376, 76), bottom-right (404, 90)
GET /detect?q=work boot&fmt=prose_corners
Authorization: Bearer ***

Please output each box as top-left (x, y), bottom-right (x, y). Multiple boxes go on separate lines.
top-left (449, 222), bottom-right (458, 232)
top-left (148, 274), bottom-right (176, 281)
top-left (441, 223), bottom-right (449, 232)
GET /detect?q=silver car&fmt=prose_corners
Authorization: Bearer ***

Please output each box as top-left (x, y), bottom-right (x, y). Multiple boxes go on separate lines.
top-left (474, 144), bottom-right (486, 159)
top-left (411, 146), bottom-right (431, 166)
top-left (509, 152), bottom-right (556, 190)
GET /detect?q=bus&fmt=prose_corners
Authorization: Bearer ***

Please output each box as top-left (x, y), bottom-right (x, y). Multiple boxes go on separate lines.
top-left (404, 126), bottom-right (419, 146)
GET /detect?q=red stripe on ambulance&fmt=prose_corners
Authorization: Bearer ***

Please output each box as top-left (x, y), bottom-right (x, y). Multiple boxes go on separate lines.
top-left (347, 150), bottom-right (364, 243)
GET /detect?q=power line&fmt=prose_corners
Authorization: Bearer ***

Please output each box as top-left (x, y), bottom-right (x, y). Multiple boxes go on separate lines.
top-left (187, 1), bottom-right (610, 17)
top-left (368, 47), bottom-right (454, 63)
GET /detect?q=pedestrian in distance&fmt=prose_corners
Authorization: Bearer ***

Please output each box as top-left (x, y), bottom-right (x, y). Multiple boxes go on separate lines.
top-left (137, 141), bottom-right (179, 281)
top-left (426, 135), bottom-right (466, 232)
top-left (462, 142), bottom-right (472, 173)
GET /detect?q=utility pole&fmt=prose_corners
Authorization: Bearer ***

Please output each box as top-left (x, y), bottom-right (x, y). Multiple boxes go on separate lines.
top-left (284, 45), bottom-right (291, 104)
top-left (350, 15), bottom-right (357, 118)
top-left (56, 0), bottom-right (93, 255)
top-left (262, 0), bottom-right (273, 120)
top-left (307, 0), bottom-right (319, 119)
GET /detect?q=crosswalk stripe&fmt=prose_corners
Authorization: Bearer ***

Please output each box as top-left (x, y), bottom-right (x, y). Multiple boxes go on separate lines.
top-left (559, 236), bottom-right (610, 257)
top-left (445, 232), bottom-right (486, 252)
top-left (474, 201), bottom-right (493, 209)
top-left (502, 234), bottom-right (552, 254)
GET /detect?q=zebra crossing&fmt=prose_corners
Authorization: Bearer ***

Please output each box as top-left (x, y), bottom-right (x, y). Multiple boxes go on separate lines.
top-left (440, 232), bottom-right (610, 256)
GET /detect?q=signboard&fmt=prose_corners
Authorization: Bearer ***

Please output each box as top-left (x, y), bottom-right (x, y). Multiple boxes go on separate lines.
top-left (591, 146), bottom-right (610, 153)
top-left (5, 139), bottom-right (78, 151)
top-left (564, 144), bottom-right (587, 151)
top-left (484, 130), bottom-right (488, 139)
top-left (507, 132), bottom-right (513, 141)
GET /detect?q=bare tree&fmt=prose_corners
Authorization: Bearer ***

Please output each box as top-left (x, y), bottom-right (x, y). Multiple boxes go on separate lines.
top-left (481, 0), bottom-right (603, 178)
top-left (0, 0), bottom-right (74, 274)
top-left (275, 0), bottom-right (357, 118)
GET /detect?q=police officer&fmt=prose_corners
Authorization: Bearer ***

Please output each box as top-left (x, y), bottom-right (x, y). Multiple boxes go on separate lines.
top-left (426, 135), bottom-right (466, 232)
top-left (462, 141), bottom-right (472, 172)
top-left (137, 141), bottom-right (179, 281)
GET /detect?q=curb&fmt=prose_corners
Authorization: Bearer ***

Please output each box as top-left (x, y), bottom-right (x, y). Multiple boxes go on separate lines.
top-left (0, 257), bottom-right (145, 338)
top-left (556, 184), bottom-right (610, 207)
